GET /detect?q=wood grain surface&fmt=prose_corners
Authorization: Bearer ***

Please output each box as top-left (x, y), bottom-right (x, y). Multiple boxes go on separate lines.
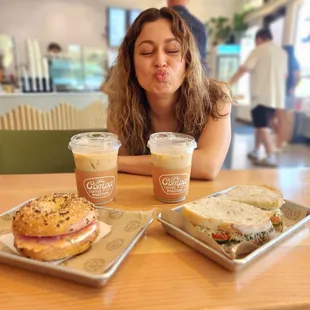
top-left (0, 169), bottom-right (310, 310)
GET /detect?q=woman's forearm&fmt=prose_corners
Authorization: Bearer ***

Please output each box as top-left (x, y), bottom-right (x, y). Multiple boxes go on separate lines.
top-left (118, 151), bottom-right (222, 180)
top-left (191, 150), bottom-right (222, 180)
top-left (118, 155), bottom-right (152, 176)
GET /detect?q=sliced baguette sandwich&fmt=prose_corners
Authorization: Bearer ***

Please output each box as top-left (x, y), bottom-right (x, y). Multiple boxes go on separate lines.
top-left (182, 197), bottom-right (275, 245)
top-left (218, 185), bottom-right (285, 232)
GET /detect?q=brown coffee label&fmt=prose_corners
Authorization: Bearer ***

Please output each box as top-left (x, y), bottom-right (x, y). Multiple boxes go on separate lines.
top-left (152, 166), bottom-right (191, 203)
top-left (159, 174), bottom-right (189, 195)
top-left (75, 167), bottom-right (117, 205)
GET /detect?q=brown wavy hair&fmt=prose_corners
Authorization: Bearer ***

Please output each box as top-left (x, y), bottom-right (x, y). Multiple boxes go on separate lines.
top-left (103, 7), bottom-right (232, 155)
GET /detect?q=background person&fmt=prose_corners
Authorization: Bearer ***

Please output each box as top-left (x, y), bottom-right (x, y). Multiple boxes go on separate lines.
top-left (167, 0), bottom-right (207, 71)
top-left (229, 28), bottom-right (288, 167)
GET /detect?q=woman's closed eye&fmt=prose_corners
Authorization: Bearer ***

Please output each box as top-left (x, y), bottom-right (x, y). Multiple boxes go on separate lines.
top-left (140, 50), bottom-right (179, 56)
top-left (140, 51), bottom-right (153, 55)
top-left (166, 50), bottom-right (179, 54)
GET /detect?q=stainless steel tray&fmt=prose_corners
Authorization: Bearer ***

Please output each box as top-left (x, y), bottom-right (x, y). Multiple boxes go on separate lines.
top-left (0, 200), bottom-right (154, 287)
top-left (157, 188), bottom-right (310, 271)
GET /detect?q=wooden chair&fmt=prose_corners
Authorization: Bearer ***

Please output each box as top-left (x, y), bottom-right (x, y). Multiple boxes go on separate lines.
top-left (0, 129), bottom-right (106, 174)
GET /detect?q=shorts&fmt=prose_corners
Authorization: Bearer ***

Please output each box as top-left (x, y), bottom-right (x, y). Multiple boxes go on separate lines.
top-left (251, 104), bottom-right (276, 128)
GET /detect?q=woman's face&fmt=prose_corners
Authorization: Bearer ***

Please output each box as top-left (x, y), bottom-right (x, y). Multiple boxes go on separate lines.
top-left (134, 18), bottom-right (186, 96)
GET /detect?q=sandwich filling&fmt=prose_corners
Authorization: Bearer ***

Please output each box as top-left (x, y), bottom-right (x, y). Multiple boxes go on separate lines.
top-left (270, 208), bottom-right (283, 230)
top-left (195, 225), bottom-right (275, 245)
top-left (14, 220), bottom-right (98, 252)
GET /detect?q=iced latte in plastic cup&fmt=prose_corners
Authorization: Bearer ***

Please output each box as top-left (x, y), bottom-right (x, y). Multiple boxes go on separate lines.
top-left (147, 132), bottom-right (197, 203)
top-left (68, 132), bottom-right (121, 205)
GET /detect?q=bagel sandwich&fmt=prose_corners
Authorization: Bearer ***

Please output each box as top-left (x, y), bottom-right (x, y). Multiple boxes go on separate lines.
top-left (12, 193), bottom-right (100, 261)
top-left (182, 197), bottom-right (275, 245)
top-left (218, 185), bottom-right (285, 232)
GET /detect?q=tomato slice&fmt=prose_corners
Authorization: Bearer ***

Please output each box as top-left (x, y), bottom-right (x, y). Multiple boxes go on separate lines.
top-left (211, 232), bottom-right (231, 241)
top-left (270, 216), bottom-right (281, 224)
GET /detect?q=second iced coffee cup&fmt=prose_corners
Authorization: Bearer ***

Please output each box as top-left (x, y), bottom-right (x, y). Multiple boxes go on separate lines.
top-left (68, 132), bottom-right (121, 206)
top-left (147, 132), bottom-right (197, 203)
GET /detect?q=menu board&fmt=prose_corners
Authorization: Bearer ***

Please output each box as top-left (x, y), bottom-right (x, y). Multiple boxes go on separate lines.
top-left (107, 7), bottom-right (127, 48)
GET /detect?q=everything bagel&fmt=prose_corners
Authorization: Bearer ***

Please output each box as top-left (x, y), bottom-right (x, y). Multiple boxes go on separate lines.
top-left (12, 193), bottom-right (98, 237)
top-left (11, 193), bottom-right (100, 261)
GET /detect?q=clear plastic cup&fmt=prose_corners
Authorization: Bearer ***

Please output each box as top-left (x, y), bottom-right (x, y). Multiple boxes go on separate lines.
top-left (68, 132), bottom-right (121, 205)
top-left (147, 132), bottom-right (197, 203)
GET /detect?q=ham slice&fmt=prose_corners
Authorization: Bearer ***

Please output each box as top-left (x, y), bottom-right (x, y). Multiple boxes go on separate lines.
top-left (14, 221), bottom-right (98, 252)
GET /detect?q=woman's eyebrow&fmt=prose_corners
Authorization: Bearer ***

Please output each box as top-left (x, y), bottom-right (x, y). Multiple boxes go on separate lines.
top-left (138, 40), bottom-right (154, 47)
top-left (137, 38), bottom-right (178, 47)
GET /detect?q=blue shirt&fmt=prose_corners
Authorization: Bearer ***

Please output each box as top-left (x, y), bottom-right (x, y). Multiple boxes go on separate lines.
top-left (283, 45), bottom-right (300, 96)
top-left (172, 5), bottom-right (207, 66)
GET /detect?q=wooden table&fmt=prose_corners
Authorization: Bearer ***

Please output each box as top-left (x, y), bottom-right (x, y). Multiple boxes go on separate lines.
top-left (0, 169), bottom-right (310, 310)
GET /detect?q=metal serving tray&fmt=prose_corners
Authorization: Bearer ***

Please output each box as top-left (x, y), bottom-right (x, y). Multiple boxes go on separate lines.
top-left (157, 187), bottom-right (310, 271)
top-left (0, 200), bottom-right (154, 287)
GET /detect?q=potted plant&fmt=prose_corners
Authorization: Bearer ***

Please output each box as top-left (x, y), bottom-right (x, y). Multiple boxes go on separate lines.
top-left (231, 12), bottom-right (248, 44)
top-left (205, 17), bottom-right (232, 46)
top-left (206, 12), bottom-right (248, 46)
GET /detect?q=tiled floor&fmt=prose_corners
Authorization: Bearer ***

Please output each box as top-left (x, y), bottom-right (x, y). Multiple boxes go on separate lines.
top-left (231, 123), bottom-right (310, 169)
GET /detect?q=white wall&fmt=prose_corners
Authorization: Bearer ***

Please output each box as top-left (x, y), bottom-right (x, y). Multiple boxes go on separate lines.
top-left (0, 0), bottom-right (240, 74)
top-left (188, 0), bottom-right (239, 23)
top-left (0, 0), bottom-right (239, 48)
top-left (0, 0), bottom-right (161, 48)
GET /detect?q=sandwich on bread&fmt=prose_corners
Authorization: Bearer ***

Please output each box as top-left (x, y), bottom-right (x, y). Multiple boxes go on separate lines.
top-left (182, 197), bottom-right (275, 245)
top-left (12, 193), bottom-right (100, 261)
top-left (218, 185), bottom-right (285, 232)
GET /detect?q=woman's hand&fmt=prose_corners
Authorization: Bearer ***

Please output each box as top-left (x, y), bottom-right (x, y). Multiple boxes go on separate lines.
top-left (110, 101), bottom-right (232, 180)
top-left (118, 155), bottom-right (152, 176)
top-left (190, 100), bottom-right (232, 180)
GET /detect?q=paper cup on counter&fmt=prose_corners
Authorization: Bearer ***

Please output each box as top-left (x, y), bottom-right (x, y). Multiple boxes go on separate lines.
top-left (69, 132), bottom-right (121, 206)
top-left (147, 132), bottom-right (197, 203)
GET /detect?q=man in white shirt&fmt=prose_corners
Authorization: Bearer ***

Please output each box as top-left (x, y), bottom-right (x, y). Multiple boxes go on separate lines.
top-left (229, 28), bottom-right (288, 167)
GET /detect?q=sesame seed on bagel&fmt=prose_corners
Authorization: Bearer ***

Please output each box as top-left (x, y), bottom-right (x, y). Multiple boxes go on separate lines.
top-left (12, 193), bottom-right (98, 237)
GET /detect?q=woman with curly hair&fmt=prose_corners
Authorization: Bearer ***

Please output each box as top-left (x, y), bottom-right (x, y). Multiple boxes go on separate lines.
top-left (102, 7), bottom-right (233, 180)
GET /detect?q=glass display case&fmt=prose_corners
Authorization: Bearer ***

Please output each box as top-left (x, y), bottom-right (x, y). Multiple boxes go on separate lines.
top-left (83, 47), bottom-right (106, 91)
top-left (0, 34), bottom-right (17, 91)
top-left (48, 45), bottom-right (106, 92)
top-left (215, 44), bottom-right (240, 94)
top-left (49, 58), bottom-right (84, 91)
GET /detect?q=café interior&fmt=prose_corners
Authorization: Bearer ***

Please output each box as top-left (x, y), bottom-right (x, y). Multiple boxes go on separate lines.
top-left (0, 0), bottom-right (310, 309)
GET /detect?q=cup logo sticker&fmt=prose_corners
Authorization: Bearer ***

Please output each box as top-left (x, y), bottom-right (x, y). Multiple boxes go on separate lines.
top-left (124, 221), bottom-right (141, 232)
top-left (109, 209), bottom-right (124, 219)
top-left (83, 259), bottom-right (105, 273)
top-left (1, 245), bottom-right (14, 254)
top-left (282, 208), bottom-right (300, 220)
top-left (2, 214), bottom-right (14, 221)
top-left (159, 174), bottom-right (189, 195)
top-left (106, 238), bottom-right (124, 251)
top-left (0, 229), bottom-right (11, 236)
top-left (83, 176), bottom-right (115, 199)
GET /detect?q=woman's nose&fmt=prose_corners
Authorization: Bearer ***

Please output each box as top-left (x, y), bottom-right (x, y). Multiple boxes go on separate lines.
top-left (154, 51), bottom-right (167, 68)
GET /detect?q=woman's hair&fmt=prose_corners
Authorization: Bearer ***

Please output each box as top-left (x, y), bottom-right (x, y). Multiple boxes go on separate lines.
top-left (103, 7), bottom-right (232, 155)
